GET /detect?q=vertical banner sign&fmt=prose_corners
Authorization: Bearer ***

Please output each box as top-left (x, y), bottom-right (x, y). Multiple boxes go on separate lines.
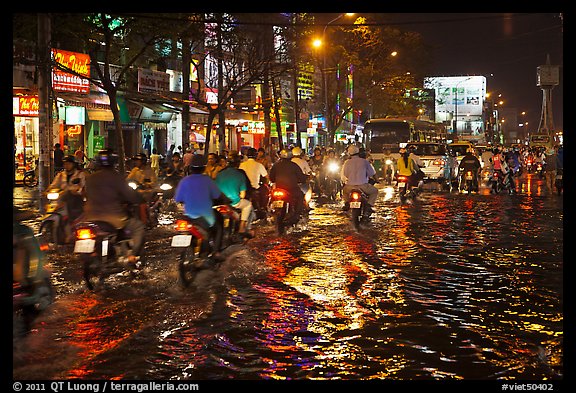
top-left (52, 49), bottom-right (91, 94)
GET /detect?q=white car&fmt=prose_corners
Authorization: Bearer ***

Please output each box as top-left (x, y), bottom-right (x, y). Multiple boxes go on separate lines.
top-left (406, 142), bottom-right (451, 182)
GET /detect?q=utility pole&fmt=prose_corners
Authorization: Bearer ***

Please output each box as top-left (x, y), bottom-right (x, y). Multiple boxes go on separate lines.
top-left (37, 13), bottom-right (52, 214)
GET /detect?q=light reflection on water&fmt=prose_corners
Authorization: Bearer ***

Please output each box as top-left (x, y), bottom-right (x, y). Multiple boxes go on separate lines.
top-left (13, 184), bottom-right (562, 380)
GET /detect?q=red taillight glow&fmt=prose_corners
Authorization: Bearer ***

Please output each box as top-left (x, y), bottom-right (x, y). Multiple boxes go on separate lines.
top-left (174, 219), bottom-right (192, 232)
top-left (76, 228), bottom-right (96, 240)
top-left (397, 175), bottom-right (408, 182)
top-left (351, 191), bottom-right (361, 200)
top-left (433, 159), bottom-right (445, 166)
top-left (466, 171), bottom-right (473, 176)
top-left (272, 189), bottom-right (286, 198)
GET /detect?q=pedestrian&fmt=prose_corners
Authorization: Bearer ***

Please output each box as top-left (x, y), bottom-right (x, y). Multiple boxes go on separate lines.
top-left (53, 143), bottom-right (64, 173)
top-left (150, 148), bottom-right (162, 177)
top-left (544, 146), bottom-right (558, 195)
top-left (74, 145), bottom-right (86, 168)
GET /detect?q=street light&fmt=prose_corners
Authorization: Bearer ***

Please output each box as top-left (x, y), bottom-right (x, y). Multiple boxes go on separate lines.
top-left (321, 13), bottom-right (354, 145)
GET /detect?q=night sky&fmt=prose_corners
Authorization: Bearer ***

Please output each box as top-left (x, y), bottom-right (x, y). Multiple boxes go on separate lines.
top-left (377, 13), bottom-right (564, 131)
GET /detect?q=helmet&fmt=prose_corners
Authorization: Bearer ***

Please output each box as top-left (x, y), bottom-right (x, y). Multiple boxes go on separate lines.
top-left (246, 147), bottom-right (258, 158)
top-left (347, 145), bottom-right (360, 156)
top-left (190, 154), bottom-right (207, 168)
top-left (292, 146), bottom-right (303, 157)
top-left (279, 149), bottom-right (292, 159)
top-left (63, 155), bottom-right (76, 164)
top-left (96, 149), bottom-right (117, 167)
top-left (132, 153), bottom-right (147, 164)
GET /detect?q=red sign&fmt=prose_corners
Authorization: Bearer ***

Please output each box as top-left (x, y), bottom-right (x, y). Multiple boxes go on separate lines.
top-left (14, 96), bottom-right (39, 116)
top-left (52, 49), bottom-right (90, 94)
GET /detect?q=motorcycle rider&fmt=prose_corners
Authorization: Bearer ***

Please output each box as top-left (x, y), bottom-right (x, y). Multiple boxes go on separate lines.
top-left (215, 154), bottom-right (256, 239)
top-left (407, 144), bottom-right (425, 187)
top-left (127, 152), bottom-right (158, 187)
top-left (340, 144), bottom-right (378, 214)
top-left (268, 148), bottom-right (308, 226)
top-left (48, 154), bottom-right (86, 225)
top-left (81, 149), bottom-right (146, 265)
top-left (291, 146), bottom-right (313, 203)
top-left (458, 147), bottom-right (482, 192)
top-left (239, 147), bottom-right (269, 220)
top-left (396, 147), bottom-right (418, 186)
top-left (174, 154), bottom-right (229, 259)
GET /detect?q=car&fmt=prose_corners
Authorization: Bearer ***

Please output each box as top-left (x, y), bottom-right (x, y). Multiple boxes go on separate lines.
top-left (405, 142), bottom-right (451, 183)
top-left (448, 141), bottom-right (476, 165)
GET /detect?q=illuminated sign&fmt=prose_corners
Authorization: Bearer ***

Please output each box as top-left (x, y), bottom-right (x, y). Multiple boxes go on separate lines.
top-left (137, 68), bottom-right (170, 94)
top-left (423, 76), bottom-right (486, 116)
top-left (52, 49), bottom-right (90, 94)
top-left (66, 125), bottom-right (82, 137)
top-left (13, 96), bottom-right (39, 116)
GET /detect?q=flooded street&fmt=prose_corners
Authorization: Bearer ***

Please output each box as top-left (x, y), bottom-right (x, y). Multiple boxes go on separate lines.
top-left (13, 175), bottom-right (563, 381)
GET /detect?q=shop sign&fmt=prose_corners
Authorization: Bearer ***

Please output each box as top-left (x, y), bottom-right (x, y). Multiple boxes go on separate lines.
top-left (13, 96), bottom-right (39, 116)
top-left (138, 68), bottom-right (170, 94)
top-left (52, 49), bottom-right (90, 94)
top-left (66, 125), bottom-right (82, 137)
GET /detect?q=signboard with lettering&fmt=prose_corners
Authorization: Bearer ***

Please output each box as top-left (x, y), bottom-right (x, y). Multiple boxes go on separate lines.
top-left (13, 96), bottom-right (39, 116)
top-left (138, 68), bottom-right (170, 94)
top-left (52, 49), bottom-right (90, 94)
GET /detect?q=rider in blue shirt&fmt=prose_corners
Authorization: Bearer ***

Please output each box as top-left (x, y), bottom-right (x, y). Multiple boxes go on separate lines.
top-left (174, 154), bottom-right (229, 256)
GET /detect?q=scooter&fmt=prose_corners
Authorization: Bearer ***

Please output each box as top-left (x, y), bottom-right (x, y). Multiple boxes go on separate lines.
top-left (348, 188), bottom-right (371, 231)
top-left (396, 174), bottom-right (418, 204)
top-left (172, 205), bottom-right (241, 288)
top-left (458, 168), bottom-right (479, 194)
top-left (13, 217), bottom-right (54, 336)
top-left (73, 209), bottom-right (143, 290)
top-left (269, 186), bottom-right (309, 235)
top-left (323, 161), bottom-right (342, 202)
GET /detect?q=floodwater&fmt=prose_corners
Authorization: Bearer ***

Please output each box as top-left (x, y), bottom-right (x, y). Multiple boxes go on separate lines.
top-left (13, 174), bottom-right (563, 381)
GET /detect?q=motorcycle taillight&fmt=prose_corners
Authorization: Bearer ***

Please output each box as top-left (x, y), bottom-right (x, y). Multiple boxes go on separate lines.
top-left (174, 219), bottom-right (192, 232)
top-left (76, 228), bottom-right (96, 240)
top-left (272, 189), bottom-right (286, 199)
top-left (351, 191), bottom-right (361, 201)
top-left (397, 175), bottom-right (408, 182)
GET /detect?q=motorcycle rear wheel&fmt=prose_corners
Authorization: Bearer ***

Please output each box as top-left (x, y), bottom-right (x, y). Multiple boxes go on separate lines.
top-left (81, 255), bottom-right (104, 290)
top-left (351, 208), bottom-right (361, 231)
top-left (178, 246), bottom-right (203, 288)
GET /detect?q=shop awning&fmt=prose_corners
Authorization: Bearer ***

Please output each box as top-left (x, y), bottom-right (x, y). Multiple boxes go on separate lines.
top-left (87, 109), bottom-right (114, 121)
top-left (128, 100), bottom-right (178, 123)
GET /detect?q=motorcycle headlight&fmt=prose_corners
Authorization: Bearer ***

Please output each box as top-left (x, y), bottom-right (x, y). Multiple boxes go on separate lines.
top-left (328, 162), bottom-right (339, 173)
top-left (47, 191), bottom-right (60, 200)
top-left (128, 182), bottom-right (138, 190)
top-left (160, 183), bottom-right (172, 191)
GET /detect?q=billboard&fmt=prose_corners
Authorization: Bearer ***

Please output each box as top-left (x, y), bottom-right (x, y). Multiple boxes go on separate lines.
top-left (423, 76), bottom-right (486, 117)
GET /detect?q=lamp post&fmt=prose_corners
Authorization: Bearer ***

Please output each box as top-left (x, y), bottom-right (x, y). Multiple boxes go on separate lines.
top-left (321, 13), bottom-right (354, 146)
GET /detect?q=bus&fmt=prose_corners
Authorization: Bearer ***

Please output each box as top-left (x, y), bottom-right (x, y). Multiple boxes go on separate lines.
top-left (362, 118), bottom-right (447, 176)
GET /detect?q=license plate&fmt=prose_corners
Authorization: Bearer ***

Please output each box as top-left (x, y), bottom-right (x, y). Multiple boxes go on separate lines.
top-left (272, 200), bottom-right (284, 208)
top-left (350, 201), bottom-right (362, 209)
top-left (397, 182), bottom-right (405, 188)
top-left (74, 239), bottom-right (95, 253)
top-left (171, 234), bottom-right (192, 247)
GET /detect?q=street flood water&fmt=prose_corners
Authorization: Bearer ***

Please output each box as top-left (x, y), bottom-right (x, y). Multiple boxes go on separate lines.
top-left (13, 180), bottom-right (563, 381)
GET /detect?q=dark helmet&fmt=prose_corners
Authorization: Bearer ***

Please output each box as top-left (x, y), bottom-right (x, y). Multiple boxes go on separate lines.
top-left (62, 155), bottom-right (76, 164)
top-left (96, 149), bottom-right (117, 167)
top-left (132, 153), bottom-right (147, 164)
top-left (190, 154), bottom-right (207, 168)
top-left (246, 147), bottom-right (258, 158)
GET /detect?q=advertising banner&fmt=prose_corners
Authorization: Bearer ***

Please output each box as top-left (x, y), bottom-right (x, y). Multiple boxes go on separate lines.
top-left (52, 49), bottom-right (91, 94)
top-left (423, 76), bottom-right (486, 116)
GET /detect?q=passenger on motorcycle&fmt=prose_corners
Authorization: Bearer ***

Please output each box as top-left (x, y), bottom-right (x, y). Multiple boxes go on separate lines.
top-left (239, 147), bottom-right (269, 220)
top-left (340, 145), bottom-right (378, 214)
top-left (291, 146), bottom-right (313, 202)
top-left (81, 149), bottom-right (146, 265)
top-left (48, 154), bottom-right (86, 223)
top-left (458, 147), bottom-right (482, 192)
top-left (215, 154), bottom-right (256, 239)
top-left (396, 147), bottom-right (418, 187)
top-left (127, 153), bottom-right (158, 188)
top-left (174, 154), bottom-right (230, 259)
top-left (268, 148), bottom-right (308, 226)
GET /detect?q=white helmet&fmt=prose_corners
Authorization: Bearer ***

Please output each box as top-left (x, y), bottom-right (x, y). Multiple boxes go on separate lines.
top-left (279, 148), bottom-right (292, 159)
top-left (291, 146), bottom-right (303, 157)
top-left (347, 145), bottom-right (360, 156)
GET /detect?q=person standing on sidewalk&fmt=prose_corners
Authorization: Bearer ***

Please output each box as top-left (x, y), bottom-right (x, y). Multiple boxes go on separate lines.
top-left (53, 143), bottom-right (64, 173)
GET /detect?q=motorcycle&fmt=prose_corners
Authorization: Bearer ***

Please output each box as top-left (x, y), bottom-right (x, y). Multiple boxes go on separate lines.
top-left (323, 161), bottom-right (342, 202)
top-left (490, 170), bottom-right (515, 194)
top-left (396, 174), bottom-right (417, 204)
top-left (535, 162), bottom-right (545, 179)
top-left (458, 168), bottom-right (478, 194)
top-left (555, 168), bottom-right (563, 195)
top-left (13, 218), bottom-right (54, 336)
top-left (73, 213), bottom-right (143, 290)
top-left (23, 161), bottom-right (39, 188)
top-left (172, 205), bottom-right (240, 288)
top-left (383, 158), bottom-right (395, 186)
top-left (348, 188), bottom-right (371, 231)
top-left (269, 186), bottom-right (309, 235)
top-left (128, 179), bottom-right (160, 228)
top-left (38, 180), bottom-right (83, 252)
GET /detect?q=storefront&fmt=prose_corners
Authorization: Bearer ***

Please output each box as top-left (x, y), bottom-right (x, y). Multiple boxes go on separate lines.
top-left (13, 95), bottom-right (40, 181)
